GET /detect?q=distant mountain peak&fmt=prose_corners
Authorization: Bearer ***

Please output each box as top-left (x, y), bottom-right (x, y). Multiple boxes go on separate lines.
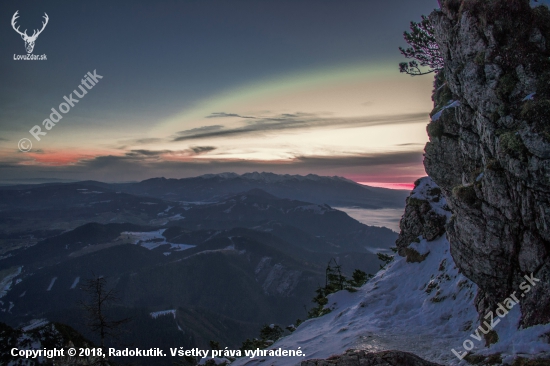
top-left (199, 172), bottom-right (240, 179)
top-left (196, 171), bottom-right (357, 184)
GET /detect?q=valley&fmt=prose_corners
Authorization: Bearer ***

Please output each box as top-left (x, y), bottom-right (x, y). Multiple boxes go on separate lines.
top-left (0, 173), bottom-right (404, 364)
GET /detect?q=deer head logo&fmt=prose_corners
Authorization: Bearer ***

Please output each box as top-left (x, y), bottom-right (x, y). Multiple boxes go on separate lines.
top-left (11, 11), bottom-right (49, 54)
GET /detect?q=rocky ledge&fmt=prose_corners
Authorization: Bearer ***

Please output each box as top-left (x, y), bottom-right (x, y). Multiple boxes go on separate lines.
top-left (301, 350), bottom-right (442, 366)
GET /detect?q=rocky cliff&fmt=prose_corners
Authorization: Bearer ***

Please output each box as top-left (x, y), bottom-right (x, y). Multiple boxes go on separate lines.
top-left (425, 0), bottom-right (550, 327)
top-left (229, 2), bottom-right (550, 365)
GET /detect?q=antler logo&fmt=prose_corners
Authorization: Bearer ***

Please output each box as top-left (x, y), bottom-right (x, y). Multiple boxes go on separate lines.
top-left (11, 11), bottom-right (49, 54)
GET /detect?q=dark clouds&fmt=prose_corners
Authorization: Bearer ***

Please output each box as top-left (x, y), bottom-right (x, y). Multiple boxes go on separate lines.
top-left (395, 143), bottom-right (425, 146)
top-left (292, 150), bottom-right (423, 167)
top-left (190, 146), bottom-right (217, 154)
top-left (173, 112), bottom-right (428, 141)
top-left (124, 146), bottom-right (217, 158)
top-left (206, 113), bottom-right (255, 119)
top-left (0, 149), bottom-right (423, 183)
top-left (176, 125), bottom-right (225, 136)
top-left (134, 138), bottom-right (164, 145)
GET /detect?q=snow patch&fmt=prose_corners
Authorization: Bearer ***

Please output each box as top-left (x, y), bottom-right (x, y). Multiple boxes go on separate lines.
top-left (431, 100), bottom-right (460, 122)
top-left (170, 243), bottom-right (195, 251)
top-left (122, 229), bottom-right (195, 251)
top-left (0, 267), bottom-right (22, 299)
top-left (255, 257), bottom-right (272, 275)
top-left (22, 319), bottom-right (49, 331)
top-left (46, 277), bottom-right (57, 291)
top-left (523, 92), bottom-right (536, 101)
top-left (224, 204), bottom-right (236, 213)
top-left (410, 177), bottom-right (451, 219)
top-left (70, 277), bottom-right (80, 289)
top-left (150, 309), bottom-right (176, 319)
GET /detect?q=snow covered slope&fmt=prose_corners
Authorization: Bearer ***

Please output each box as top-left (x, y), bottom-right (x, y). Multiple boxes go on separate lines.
top-left (230, 177), bottom-right (550, 366)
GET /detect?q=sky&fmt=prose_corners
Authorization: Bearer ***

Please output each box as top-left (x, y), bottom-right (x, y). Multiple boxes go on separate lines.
top-left (0, 0), bottom-right (444, 187)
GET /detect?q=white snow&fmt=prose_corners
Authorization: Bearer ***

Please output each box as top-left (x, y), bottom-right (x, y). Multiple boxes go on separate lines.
top-left (89, 200), bottom-right (112, 205)
top-left (122, 229), bottom-right (167, 247)
top-left (22, 318), bottom-right (49, 331)
top-left (204, 230), bottom-right (222, 242)
top-left (231, 234), bottom-right (480, 366)
top-left (431, 100), bottom-right (461, 122)
top-left (523, 93), bottom-right (536, 101)
top-left (141, 241), bottom-right (168, 250)
top-left (150, 309), bottom-right (176, 319)
top-left (122, 229), bottom-right (196, 252)
top-left (409, 178), bottom-right (451, 219)
top-left (462, 305), bottom-right (550, 365)
top-left (255, 257), bottom-right (272, 275)
top-left (168, 214), bottom-right (184, 221)
top-left (224, 204), bottom-right (236, 213)
top-left (184, 244), bottom-right (243, 260)
top-left (157, 206), bottom-right (176, 216)
top-left (231, 177), bottom-right (550, 366)
top-left (70, 276), bottom-right (80, 289)
top-left (365, 246), bottom-right (394, 255)
top-left (408, 236), bottom-right (431, 256)
top-left (169, 243), bottom-right (195, 251)
top-left (0, 267), bottom-right (22, 299)
top-left (46, 277), bottom-right (57, 291)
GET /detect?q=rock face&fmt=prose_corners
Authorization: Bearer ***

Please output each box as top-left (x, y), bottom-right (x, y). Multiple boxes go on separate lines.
top-left (301, 350), bottom-right (442, 366)
top-left (396, 177), bottom-right (448, 262)
top-left (425, 0), bottom-right (550, 327)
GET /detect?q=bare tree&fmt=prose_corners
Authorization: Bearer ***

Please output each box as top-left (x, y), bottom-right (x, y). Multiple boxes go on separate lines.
top-left (80, 275), bottom-right (131, 364)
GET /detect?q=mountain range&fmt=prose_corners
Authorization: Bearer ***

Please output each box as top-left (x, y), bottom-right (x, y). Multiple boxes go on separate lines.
top-left (0, 172), bottom-right (403, 364)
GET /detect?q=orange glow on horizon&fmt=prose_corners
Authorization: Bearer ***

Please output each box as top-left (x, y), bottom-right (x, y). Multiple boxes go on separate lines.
top-left (359, 182), bottom-right (414, 190)
top-left (22, 151), bottom-right (106, 166)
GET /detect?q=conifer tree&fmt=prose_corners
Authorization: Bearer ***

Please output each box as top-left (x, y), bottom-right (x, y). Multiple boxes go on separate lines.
top-left (399, 15), bottom-right (443, 76)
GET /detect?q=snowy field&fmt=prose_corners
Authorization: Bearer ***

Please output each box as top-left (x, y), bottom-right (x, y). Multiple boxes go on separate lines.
top-left (120, 229), bottom-right (195, 252)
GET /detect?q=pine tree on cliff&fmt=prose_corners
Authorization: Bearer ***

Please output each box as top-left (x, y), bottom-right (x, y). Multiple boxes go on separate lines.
top-left (399, 15), bottom-right (444, 76)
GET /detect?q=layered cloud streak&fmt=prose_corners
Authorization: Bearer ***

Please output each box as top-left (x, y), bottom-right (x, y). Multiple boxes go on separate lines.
top-left (173, 112), bottom-right (428, 141)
